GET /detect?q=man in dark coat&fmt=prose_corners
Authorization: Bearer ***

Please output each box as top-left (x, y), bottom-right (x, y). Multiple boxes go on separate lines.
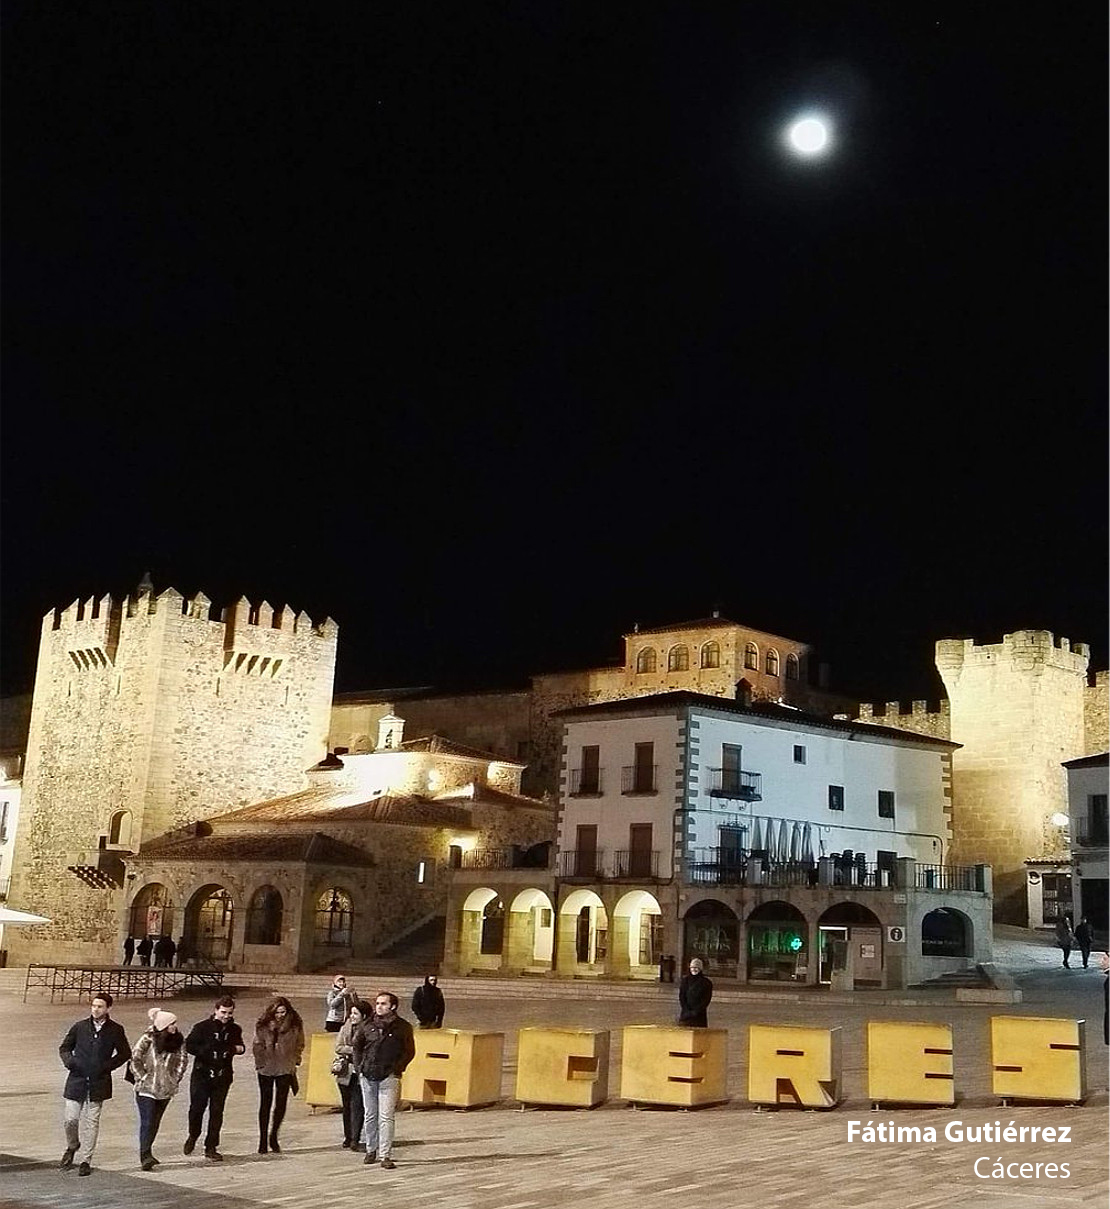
top-left (1073, 918), bottom-right (1095, 968)
top-left (136, 935), bottom-right (154, 966)
top-left (353, 991), bottom-right (416, 1169)
top-left (677, 957), bottom-right (713, 1027)
top-left (184, 995), bottom-right (245, 1161)
top-left (411, 975), bottom-right (445, 1028)
top-left (153, 935), bottom-right (173, 967)
top-left (123, 936), bottom-right (135, 965)
top-left (58, 991), bottom-right (131, 1176)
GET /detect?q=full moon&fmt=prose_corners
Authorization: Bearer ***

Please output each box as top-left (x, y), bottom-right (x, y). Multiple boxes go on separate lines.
top-left (787, 117), bottom-right (830, 156)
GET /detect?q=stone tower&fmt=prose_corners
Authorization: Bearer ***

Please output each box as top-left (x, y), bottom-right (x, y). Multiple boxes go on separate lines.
top-left (6, 581), bottom-right (338, 964)
top-left (936, 630), bottom-right (1089, 922)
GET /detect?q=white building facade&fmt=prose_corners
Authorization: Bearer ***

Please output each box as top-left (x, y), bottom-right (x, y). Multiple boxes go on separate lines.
top-left (1064, 752), bottom-right (1108, 939)
top-left (445, 692), bottom-right (993, 990)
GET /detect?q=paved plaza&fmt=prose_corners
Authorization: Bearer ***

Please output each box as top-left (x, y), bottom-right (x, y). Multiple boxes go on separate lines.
top-left (1, 934), bottom-right (1107, 1209)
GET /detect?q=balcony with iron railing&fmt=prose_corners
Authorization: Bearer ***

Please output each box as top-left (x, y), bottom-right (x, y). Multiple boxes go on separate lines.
top-left (621, 765), bottom-right (657, 795)
top-left (684, 850), bottom-right (989, 895)
top-left (558, 849), bottom-right (606, 879)
top-left (707, 768), bottom-right (762, 801)
top-left (1073, 825), bottom-right (1109, 849)
top-left (611, 849), bottom-right (661, 879)
top-left (458, 845), bottom-right (553, 871)
top-left (569, 767), bottom-right (605, 797)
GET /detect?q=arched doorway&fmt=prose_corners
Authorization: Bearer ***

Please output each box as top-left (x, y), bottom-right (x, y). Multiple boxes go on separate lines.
top-left (683, 898), bottom-right (739, 977)
top-left (507, 888), bottom-right (555, 968)
top-left (613, 890), bottom-right (663, 978)
top-left (458, 887), bottom-right (502, 973)
top-left (558, 889), bottom-right (608, 972)
top-left (314, 886), bottom-right (355, 951)
top-left (746, 900), bottom-right (806, 982)
top-left (245, 885), bottom-right (284, 946)
top-left (921, 907), bottom-right (972, 957)
top-left (129, 882), bottom-right (175, 943)
top-left (185, 884), bottom-right (234, 964)
top-left (818, 902), bottom-right (884, 985)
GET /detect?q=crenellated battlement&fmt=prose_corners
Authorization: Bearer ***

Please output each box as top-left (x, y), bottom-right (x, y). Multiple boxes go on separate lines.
top-left (857, 699), bottom-right (950, 721)
top-left (46, 583), bottom-right (337, 646)
top-left (935, 630), bottom-right (1091, 675)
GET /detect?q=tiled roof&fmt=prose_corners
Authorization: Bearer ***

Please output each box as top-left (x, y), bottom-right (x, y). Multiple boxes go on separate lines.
top-left (434, 785), bottom-right (555, 813)
top-left (1062, 752), bottom-right (1109, 769)
top-left (398, 734), bottom-right (525, 765)
top-left (208, 786), bottom-right (476, 830)
top-left (626, 617), bottom-right (739, 636)
top-left (134, 832), bottom-right (373, 866)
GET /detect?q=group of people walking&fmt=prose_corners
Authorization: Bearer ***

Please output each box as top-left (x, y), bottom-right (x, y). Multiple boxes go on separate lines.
top-left (1055, 914), bottom-right (1095, 968)
top-left (57, 975), bottom-right (435, 1177)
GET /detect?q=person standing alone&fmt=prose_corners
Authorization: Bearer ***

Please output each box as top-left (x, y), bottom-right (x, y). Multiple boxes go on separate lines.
top-left (677, 957), bottom-right (713, 1027)
top-left (58, 991), bottom-right (131, 1177)
top-left (1073, 917), bottom-right (1094, 968)
top-left (183, 995), bottom-right (244, 1161)
top-left (324, 974), bottom-right (353, 1032)
top-left (411, 975), bottom-right (445, 1028)
top-left (353, 991), bottom-right (415, 1170)
top-left (1055, 914), bottom-right (1075, 968)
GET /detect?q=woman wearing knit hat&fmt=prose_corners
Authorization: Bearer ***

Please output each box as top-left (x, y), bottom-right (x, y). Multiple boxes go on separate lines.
top-left (130, 1008), bottom-right (189, 1170)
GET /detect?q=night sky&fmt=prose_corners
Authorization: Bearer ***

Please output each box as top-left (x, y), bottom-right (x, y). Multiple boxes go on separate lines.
top-left (2, 4), bottom-right (1105, 704)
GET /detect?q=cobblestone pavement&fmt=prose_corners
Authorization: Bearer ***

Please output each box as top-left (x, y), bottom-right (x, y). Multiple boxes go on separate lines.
top-left (1, 940), bottom-right (1106, 1209)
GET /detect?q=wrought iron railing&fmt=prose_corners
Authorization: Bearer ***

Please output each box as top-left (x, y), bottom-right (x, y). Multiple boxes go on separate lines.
top-left (612, 849), bottom-right (660, 878)
top-left (569, 768), bottom-right (605, 796)
top-left (558, 849), bottom-right (605, 878)
top-left (707, 768), bottom-right (763, 800)
top-left (913, 864), bottom-right (984, 892)
top-left (459, 848), bottom-right (516, 870)
top-left (621, 765), bottom-right (657, 794)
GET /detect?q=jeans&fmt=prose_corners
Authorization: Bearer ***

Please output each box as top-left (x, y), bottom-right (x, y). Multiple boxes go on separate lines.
top-left (359, 1074), bottom-right (399, 1159)
top-left (187, 1072), bottom-right (232, 1149)
top-left (339, 1077), bottom-right (364, 1145)
top-left (257, 1073), bottom-right (293, 1142)
top-left (63, 1096), bottom-right (103, 1165)
top-left (136, 1093), bottom-right (169, 1159)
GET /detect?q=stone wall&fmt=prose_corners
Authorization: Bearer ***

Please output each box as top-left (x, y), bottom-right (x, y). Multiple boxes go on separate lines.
top-left (855, 699), bottom-right (952, 740)
top-left (1085, 670), bottom-right (1109, 755)
top-left (936, 631), bottom-right (1089, 922)
top-left (7, 584), bottom-right (337, 965)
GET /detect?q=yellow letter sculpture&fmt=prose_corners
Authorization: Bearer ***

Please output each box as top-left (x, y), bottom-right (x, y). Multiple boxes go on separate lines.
top-left (991, 1016), bottom-right (1087, 1104)
top-left (400, 1029), bottom-right (505, 1108)
top-left (748, 1025), bottom-right (842, 1109)
top-left (619, 1026), bottom-right (728, 1108)
top-left (866, 1021), bottom-right (954, 1106)
top-left (515, 1028), bottom-right (610, 1108)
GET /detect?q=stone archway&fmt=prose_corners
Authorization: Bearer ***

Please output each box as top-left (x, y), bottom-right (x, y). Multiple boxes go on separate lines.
top-left (129, 882), bottom-right (176, 946)
top-left (557, 888), bottom-right (609, 974)
top-left (817, 901), bottom-right (883, 985)
top-left (506, 888), bottom-right (556, 970)
top-left (458, 887), bottom-right (503, 973)
top-left (746, 900), bottom-right (807, 983)
top-left (184, 883), bottom-right (235, 965)
top-left (921, 907), bottom-right (972, 958)
top-left (612, 890), bottom-right (663, 978)
top-left (682, 898), bottom-right (740, 978)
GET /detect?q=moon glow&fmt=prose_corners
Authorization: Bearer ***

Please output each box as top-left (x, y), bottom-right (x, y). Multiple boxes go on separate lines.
top-left (787, 117), bottom-right (830, 156)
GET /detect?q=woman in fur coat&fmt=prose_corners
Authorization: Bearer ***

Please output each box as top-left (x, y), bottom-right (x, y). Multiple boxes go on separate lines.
top-left (130, 1007), bottom-right (189, 1170)
top-left (252, 997), bottom-right (305, 1154)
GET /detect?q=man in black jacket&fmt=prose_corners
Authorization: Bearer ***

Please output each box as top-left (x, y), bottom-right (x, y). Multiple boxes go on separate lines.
top-left (677, 957), bottom-right (713, 1027)
top-left (411, 975), bottom-right (445, 1028)
top-left (58, 991), bottom-right (131, 1176)
top-left (183, 995), bottom-right (245, 1161)
top-left (353, 991), bottom-right (416, 1170)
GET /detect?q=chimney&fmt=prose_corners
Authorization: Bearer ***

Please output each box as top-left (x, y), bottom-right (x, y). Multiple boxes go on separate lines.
top-left (377, 713), bottom-right (404, 751)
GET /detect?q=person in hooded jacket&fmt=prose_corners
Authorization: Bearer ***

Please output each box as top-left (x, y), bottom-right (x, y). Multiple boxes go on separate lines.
top-left (183, 994), bottom-right (245, 1161)
top-left (411, 975), bottom-right (445, 1028)
top-left (252, 997), bottom-right (305, 1154)
top-left (130, 1007), bottom-right (189, 1170)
